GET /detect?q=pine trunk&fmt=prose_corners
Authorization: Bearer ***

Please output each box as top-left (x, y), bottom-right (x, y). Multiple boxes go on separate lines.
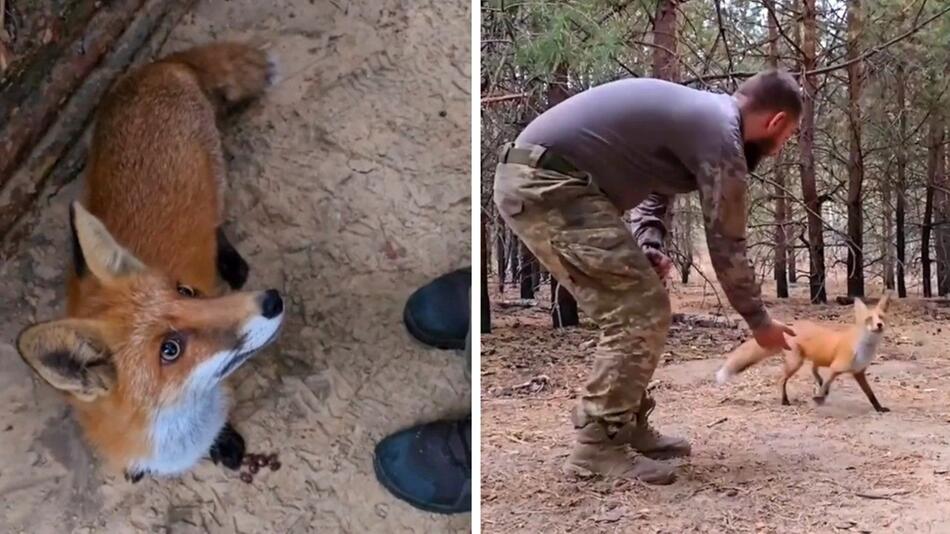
top-left (845, 0), bottom-right (864, 298)
top-left (800, 0), bottom-right (826, 303)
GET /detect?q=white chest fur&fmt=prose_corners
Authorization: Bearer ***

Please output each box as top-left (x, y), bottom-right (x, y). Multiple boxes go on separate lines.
top-left (851, 331), bottom-right (882, 372)
top-left (135, 385), bottom-right (229, 476)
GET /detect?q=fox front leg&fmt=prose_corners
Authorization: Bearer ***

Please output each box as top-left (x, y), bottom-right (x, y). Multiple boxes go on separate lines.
top-left (216, 227), bottom-right (250, 290)
top-left (209, 422), bottom-right (246, 470)
top-left (853, 371), bottom-right (890, 413)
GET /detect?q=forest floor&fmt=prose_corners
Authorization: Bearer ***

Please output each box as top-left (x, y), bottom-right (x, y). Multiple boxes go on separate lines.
top-left (0, 1), bottom-right (470, 533)
top-left (482, 276), bottom-right (950, 533)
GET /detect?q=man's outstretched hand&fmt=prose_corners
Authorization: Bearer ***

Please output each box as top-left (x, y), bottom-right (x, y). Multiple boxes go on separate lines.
top-left (753, 319), bottom-right (796, 351)
top-left (644, 245), bottom-right (673, 282)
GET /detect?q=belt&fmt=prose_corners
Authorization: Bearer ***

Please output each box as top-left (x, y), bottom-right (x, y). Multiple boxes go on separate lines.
top-left (498, 142), bottom-right (581, 176)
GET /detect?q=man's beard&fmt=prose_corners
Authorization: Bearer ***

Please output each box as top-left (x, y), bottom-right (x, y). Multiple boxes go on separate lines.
top-left (743, 137), bottom-right (778, 173)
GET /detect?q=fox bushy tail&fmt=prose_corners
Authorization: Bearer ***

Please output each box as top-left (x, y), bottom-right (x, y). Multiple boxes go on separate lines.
top-left (163, 41), bottom-right (278, 113)
top-left (715, 338), bottom-right (784, 384)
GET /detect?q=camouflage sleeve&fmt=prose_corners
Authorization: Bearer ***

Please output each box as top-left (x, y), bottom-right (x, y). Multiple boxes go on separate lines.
top-left (695, 146), bottom-right (770, 331)
top-left (629, 192), bottom-right (672, 251)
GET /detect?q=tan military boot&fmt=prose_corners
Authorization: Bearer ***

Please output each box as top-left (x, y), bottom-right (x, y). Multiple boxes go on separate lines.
top-left (562, 420), bottom-right (676, 485)
top-left (618, 395), bottom-right (691, 459)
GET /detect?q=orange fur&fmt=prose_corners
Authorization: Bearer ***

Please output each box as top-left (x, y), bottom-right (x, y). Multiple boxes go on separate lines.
top-left (17, 41), bottom-right (281, 477)
top-left (715, 293), bottom-right (892, 412)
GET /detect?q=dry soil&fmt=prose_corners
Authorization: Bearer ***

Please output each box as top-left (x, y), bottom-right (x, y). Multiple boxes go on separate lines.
top-left (0, 1), bottom-right (471, 532)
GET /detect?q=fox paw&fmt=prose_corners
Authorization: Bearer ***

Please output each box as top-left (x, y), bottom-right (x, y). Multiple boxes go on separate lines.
top-left (812, 395), bottom-right (826, 405)
top-left (209, 422), bottom-right (246, 470)
top-left (124, 469), bottom-right (147, 483)
top-left (216, 228), bottom-right (250, 290)
top-left (876, 406), bottom-right (891, 413)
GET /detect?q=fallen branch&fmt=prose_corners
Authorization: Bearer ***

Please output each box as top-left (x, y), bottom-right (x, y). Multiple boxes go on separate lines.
top-left (706, 417), bottom-right (729, 428)
top-left (496, 298), bottom-right (539, 309)
top-left (854, 488), bottom-right (912, 500)
top-left (0, 0), bottom-right (143, 187)
top-left (481, 92), bottom-right (529, 105)
top-left (672, 312), bottom-right (739, 329)
top-left (0, 0), bottom-right (194, 254)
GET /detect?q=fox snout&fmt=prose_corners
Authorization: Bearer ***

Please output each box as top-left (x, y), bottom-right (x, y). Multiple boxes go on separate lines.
top-left (215, 289), bottom-right (285, 380)
top-left (259, 289), bottom-right (284, 319)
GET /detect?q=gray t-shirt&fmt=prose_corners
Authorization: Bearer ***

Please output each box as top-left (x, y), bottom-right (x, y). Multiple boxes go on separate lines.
top-left (514, 78), bottom-right (768, 329)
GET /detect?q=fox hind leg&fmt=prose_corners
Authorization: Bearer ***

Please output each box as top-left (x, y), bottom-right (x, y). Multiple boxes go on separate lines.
top-left (780, 350), bottom-right (804, 406)
top-left (811, 364), bottom-right (824, 394)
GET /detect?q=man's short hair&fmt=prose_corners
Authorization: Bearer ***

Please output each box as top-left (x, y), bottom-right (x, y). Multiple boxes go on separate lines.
top-left (734, 69), bottom-right (803, 118)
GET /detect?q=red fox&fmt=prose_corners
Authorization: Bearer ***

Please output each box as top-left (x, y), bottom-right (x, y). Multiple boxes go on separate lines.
top-left (715, 293), bottom-right (892, 413)
top-left (15, 42), bottom-right (284, 482)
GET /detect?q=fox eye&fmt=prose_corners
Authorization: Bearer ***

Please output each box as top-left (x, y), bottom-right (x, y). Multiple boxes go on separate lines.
top-left (177, 284), bottom-right (197, 297)
top-left (160, 337), bottom-right (184, 364)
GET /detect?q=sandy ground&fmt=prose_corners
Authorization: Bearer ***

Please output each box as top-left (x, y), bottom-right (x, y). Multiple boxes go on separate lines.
top-left (482, 278), bottom-right (950, 533)
top-left (0, 1), bottom-right (471, 532)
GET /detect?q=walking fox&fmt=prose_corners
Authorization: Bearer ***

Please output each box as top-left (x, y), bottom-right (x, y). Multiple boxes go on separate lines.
top-left (715, 293), bottom-right (892, 412)
top-left (16, 42), bottom-right (284, 481)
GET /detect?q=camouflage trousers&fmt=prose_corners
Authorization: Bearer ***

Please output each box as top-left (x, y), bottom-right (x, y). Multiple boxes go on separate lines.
top-left (493, 143), bottom-right (672, 428)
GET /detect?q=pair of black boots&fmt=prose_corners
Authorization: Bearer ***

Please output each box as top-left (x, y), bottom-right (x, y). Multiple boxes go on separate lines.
top-left (372, 267), bottom-right (472, 515)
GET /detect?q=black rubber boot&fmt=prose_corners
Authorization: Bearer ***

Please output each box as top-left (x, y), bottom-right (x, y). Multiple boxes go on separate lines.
top-left (403, 267), bottom-right (470, 350)
top-left (373, 417), bottom-right (471, 514)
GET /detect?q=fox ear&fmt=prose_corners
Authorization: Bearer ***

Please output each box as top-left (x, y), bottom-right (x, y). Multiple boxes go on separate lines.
top-left (16, 319), bottom-right (116, 402)
top-left (877, 292), bottom-right (892, 312)
top-left (70, 202), bottom-right (144, 281)
top-left (853, 298), bottom-right (869, 319)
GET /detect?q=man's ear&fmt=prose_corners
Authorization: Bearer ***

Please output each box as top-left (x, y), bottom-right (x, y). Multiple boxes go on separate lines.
top-left (70, 202), bottom-right (145, 281)
top-left (16, 318), bottom-right (116, 402)
top-left (767, 111), bottom-right (789, 132)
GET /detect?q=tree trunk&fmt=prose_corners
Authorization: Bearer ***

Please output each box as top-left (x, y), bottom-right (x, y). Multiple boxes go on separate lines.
top-left (896, 62), bottom-right (908, 298)
top-left (546, 62), bottom-right (579, 327)
top-left (787, 0), bottom-right (800, 288)
top-left (651, 0), bottom-right (679, 81)
top-left (845, 0), bottom-right (864, 298)
top-left (923, 111), bottom-right (943, 298)
top-left (507, 228), bottom-right (519, 284)
top-left (768, 0), bottom-right (788, 298)
top-left (800, 0), bottom-right (826, 303)
top-left (551, 281), bottom-right (580, 328)
top-left (930, 112), bottom-right (948, 295)
top-left (0, 0), bottom-right (187, 244)
top-left (519, 240), bottom-right (537, 300)
top-left (495, 219), bottom-right (508, 290)
top-left (481, 209), bottom-right (492, 333)
top-left (882, 172), bottom-right (895, 290)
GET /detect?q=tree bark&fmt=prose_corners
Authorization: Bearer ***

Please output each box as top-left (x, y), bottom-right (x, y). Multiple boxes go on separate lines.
top-left (652, 0), bottom-right (679, 81)
top-left (506, 227), bottom-right (519, 284)
top-left (519, 240), bottom-right (537, 299)
top-left (845, 0), bottom-right (865, 298)
top-left (0, 0), bottom-right (192, 248)
top-left (800, 0), bottom-right (826, 303)
top-left (896, 62), bottom-right (908, 298)
top-left (495, 220), bottom-right (508, 289)
top-left (768, 0), bottom-right (788, 298)
top-left (931, 113), bottom-right (948, 295)
top-left (882, 171), bottom-right (895, 290)
top-left (481, 209), bottom-right (492, 333)
top-left (0, 0), bottom-right (102, 178)
top-left (923, 111), bottom-right (943, 298)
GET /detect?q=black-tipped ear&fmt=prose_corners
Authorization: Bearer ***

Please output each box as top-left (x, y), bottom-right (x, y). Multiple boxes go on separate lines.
top-left (69, 203), bottom-right (87, 277)
top-left (16, 318), bottom-right (116, 402)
